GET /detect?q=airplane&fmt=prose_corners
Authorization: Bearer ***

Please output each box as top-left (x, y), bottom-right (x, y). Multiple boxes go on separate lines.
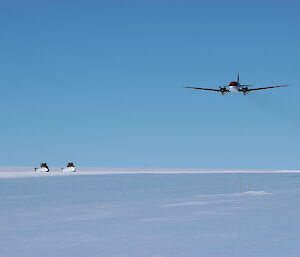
top-left (184, 73), bottom-right (288, 95)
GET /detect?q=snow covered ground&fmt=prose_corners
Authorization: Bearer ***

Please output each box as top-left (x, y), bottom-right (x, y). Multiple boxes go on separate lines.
top-left (0, 168), bottom-right (300, 257)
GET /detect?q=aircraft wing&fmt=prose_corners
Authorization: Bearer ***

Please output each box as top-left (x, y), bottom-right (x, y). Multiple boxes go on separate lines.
top-left (247, 85), bottom-right (288, 91)
top-left (183, 86), bottom-right (222, 92)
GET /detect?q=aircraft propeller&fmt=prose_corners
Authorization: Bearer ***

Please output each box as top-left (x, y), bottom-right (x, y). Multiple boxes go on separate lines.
top-left (242, 86), bottom-right (248, 95)
top-left (219, 86), bottom-right (227, 95)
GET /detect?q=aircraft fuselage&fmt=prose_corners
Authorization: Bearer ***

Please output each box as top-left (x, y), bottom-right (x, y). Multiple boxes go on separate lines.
top-left (228, 81), bottom-right (241, 93)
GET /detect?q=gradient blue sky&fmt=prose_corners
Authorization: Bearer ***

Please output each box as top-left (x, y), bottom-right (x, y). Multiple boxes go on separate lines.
top-left (1, 0), bottom-right (299, 168)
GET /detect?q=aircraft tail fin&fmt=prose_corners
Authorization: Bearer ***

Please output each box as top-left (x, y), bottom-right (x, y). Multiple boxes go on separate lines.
top-left (237, 73), bottom-right (240, 84)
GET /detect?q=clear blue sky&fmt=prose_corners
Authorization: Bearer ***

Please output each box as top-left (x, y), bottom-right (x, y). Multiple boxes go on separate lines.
top-left (1, 0), bottom-right (299, 169)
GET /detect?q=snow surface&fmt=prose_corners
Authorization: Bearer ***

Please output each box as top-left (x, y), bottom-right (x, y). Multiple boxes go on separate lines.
top-left (0, 167), bottom-right (299, 179)
top-left (35, 167), bottom-right (49, 173)
top-left (0, 168), bottom-right (300, 257)
top-left (62, 167), bottom-right (76, 173)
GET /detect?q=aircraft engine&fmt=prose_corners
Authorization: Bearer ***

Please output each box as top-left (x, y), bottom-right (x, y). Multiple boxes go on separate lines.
top-left (242, 87), bottom-right (248, 95)
top-left (219, 86), bottom-right (227, 95)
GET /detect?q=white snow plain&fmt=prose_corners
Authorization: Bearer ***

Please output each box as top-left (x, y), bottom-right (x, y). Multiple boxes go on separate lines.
top-left (0, 167), bottom-right (300, 257)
